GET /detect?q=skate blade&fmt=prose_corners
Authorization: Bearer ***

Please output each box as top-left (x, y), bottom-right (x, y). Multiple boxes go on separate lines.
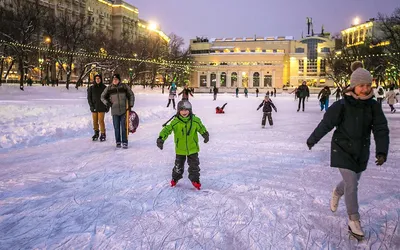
top-left (348, 229), bottom-right (364, 241)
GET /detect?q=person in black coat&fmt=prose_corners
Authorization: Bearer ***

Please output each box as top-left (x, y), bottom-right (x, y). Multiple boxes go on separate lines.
top-left (88, 74), bottom-right (108, 141)
top-left (213, 86), bottom-right (218, 100)
top-left (297, 81), bottom-right (310, 112)
top-left (306, 61), bottom-right (389, 239)
top-left (257, 95), bottom-right (277, 128)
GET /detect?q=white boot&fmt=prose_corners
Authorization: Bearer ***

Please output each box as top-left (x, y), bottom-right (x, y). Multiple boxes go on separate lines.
top-left (348, 220), bottom-right (364, 240)
top-left (330, 188), bottom-right (342, 212)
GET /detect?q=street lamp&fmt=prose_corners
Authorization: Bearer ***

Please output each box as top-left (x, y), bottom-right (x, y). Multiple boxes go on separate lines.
top-left (148, 22), bottom-right (158, 31)
top-left (353, 17), bottom-right (360, 26)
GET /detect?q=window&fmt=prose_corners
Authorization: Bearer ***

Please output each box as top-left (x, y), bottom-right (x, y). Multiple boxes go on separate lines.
top-left (200, 75), bottom-right (207, 87)
top-left (220, 72), bottom-right (226, 87)
top-left (299, 60), bottom-right (304, 74)
top-left (264, 75), bottom-right (272, 87)
top-left (295, 48), bottom-right (305, 53)
top-left (253, 72), bottom-right (260, 87)
top-left (231, 72), bottom-right (237, 87)
top-left (320, 59), bottom-right (326, 74)
top-left (321, 47), bottom-right (330, 53)
top-left (210, 73), bottom-right (216, 87)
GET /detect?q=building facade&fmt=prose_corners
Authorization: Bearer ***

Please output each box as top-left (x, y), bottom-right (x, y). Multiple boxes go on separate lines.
top-left (189, 34), bottom-right (335, 91)
top-left (1, 0), bottom-right (169, 43)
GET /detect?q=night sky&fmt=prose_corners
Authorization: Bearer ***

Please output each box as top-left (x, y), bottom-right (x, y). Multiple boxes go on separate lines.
top-left (126, 0), bottom-right (399, 44)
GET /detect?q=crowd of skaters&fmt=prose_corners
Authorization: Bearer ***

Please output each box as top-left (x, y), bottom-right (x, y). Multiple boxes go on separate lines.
top-left (86, 60), bottom-right (396, 240)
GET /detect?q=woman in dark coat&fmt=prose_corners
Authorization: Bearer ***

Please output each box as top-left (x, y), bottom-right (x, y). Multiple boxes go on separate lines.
top-left (88, 74), bottom-right (108, 141)
top-left (306, 61), bottom-right (389, 240)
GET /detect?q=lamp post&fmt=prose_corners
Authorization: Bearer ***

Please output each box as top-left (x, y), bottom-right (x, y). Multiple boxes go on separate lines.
top-left (129, 68), bottom-right (133, 87)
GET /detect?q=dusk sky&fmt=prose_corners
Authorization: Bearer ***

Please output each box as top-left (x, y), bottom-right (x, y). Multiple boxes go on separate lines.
top-left (126, 0), bottom-right (399, 44)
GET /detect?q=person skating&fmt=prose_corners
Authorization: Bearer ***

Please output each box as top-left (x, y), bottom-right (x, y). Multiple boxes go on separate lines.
top-left (318, 86), bottom-right (331, 111)
top-left (101, 73), bottom-right (135, 149)
top-left (257, 94), bottom-right (277, 128)
top-left (178, 85), bottom-right (194, 100)
top-left (213, 86), bottom-right (218, 101)
top-left (244, 88), bottom-right (248, 98)
top-left (255, 88), bottom-right (259, 97)
top-left (332, 87), bottom-right (342, 101)
top-left (273, 88), bottom-right (276, 97)
top-left (156, 100), bottom-right (209, 190)
top-left (88, 74), bottom-right (108, 141)
top-left (216, 103), bottom-right (227, 114)
top-left (235, 87), bottom-right (239, 98)
top-left (297, 81), bottom-right (309, 112)
top-left (167, 82), bottom-right (177, 109)
top-left (306, 61), bottom-right (389, 241)
top-left (375, 84), bottom-right (385, 105)
top-left (386, 86), bottom-right (398, 113)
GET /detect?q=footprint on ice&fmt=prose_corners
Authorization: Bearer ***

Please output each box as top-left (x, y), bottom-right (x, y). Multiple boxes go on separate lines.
top-left (59, 172), bottom-right (77, 182)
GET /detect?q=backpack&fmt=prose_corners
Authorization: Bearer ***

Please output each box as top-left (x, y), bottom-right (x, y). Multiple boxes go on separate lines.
top-left (378, 88), bottom-right (384, 95)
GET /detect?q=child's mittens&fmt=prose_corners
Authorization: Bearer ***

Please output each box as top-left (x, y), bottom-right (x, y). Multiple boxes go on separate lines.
top-left (156, 137), bottom-right (164, 150)
top-left (202, 132), bottom-right (209, 143)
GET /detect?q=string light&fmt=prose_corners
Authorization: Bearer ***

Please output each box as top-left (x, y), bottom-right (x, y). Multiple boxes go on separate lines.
top-left (1, 40), bottom-right (399, 73)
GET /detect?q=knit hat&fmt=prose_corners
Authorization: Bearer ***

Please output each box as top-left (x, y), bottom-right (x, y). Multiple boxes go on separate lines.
top-left (94, 74), bottom-right (102, 83)
top-left (348, 61), bottom-right (372, 90)
top-left (177, 100), bottom-right (192, 114)
top-left (112, 73), bottom-right (121, 82)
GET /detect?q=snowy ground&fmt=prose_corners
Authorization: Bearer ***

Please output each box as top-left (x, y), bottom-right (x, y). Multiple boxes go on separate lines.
top-left (0, 85), bottom-right (399, 250)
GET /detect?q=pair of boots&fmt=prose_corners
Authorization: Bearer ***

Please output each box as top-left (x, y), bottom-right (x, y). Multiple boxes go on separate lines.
top-left (92, 130), bottom-right (106, 141)
top-left (170, 179), bottom-right (201, 190)
top-left (331, 189), bottom-right (364, 240)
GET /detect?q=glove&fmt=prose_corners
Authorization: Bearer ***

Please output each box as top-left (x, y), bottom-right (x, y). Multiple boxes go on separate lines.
top-left (306, 140), bottom-right (314, 150)
top-left (257, 108), bottom-right (260, 111)
top-left (127, 106), bottom-right (133, 112)
top-left (90, 107), bottom-right (95, 112)
top-left (375, 154), bottom-right (386, 166)
top-left (202, 131), bottom-right (209, 143)
top-left (156, 137), bottom-right (164, 150)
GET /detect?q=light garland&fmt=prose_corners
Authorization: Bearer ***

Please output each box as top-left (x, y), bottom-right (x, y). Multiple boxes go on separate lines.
top-left (1, 40), bottom-right (399, 71)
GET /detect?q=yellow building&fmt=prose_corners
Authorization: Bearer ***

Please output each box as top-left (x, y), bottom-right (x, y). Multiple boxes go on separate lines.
top-left (1, 0), bottom-right (169, 43)
top-left (190, 34), bottom-right (335, 90)
top-left (341, 18), bottom-right (388, 48)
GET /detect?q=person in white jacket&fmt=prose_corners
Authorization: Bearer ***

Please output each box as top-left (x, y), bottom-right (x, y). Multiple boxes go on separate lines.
top-left (375, 84), bottom-right (385, 105)
top-left (386, 86), bottom-right (398, 113)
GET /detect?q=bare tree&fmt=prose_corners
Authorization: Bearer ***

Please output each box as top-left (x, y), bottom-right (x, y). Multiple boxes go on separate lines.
top-left (0, 0), bottom-right (45, 90)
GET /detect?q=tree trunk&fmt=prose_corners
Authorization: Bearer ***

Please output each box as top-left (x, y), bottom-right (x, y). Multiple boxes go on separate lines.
top-left (0, 58), bottom-right (4, 86)
top-left (18, 56), bottom-right (24, 90)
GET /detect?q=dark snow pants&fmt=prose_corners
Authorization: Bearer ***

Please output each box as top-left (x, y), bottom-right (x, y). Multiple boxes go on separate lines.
top-left (167, 99), bottom-right (176, 109)
top-left (335, 168), bottom-right (362, 221)
top-left (262, 112), bottom-right (273, 126)
top-left (172, 153), bottom-right (200, 183)
top-left (298, 97), bottom-right (306, 111)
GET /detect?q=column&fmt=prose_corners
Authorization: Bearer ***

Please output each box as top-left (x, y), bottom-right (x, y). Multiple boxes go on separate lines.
top-left (206, 72), bottom-right (211, 88)
top-left (248, 71), bottom-right (253, 88)
top-left (197, 72), bottom-right (201, 88)
top-left (272, 70), bottom-right (276, 87)
top-left (227, 71), bottom-right (231, 88)
top-left (238, 71), bottom-right (242, 88)
top-left (260, 71), bottom-right (264, 88)
top-left (216, 72), bottom-right (221, 88)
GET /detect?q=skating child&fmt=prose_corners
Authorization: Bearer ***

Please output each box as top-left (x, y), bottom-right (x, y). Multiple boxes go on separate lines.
top-left (307, 61), bottom-right (389, 240)
top-left (156, 100), bottom-right (209, 190)
top-left (216, 103), bottom-right (227, 114)
top-left (257, 95), bottom-right (277, 128)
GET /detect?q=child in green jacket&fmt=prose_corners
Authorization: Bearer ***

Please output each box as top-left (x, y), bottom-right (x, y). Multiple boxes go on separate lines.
top-left (156, 100), bottom-right (209, 190)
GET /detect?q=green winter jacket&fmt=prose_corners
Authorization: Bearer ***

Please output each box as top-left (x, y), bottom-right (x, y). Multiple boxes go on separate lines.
top-left (159, 115), bottom-right (208, 156)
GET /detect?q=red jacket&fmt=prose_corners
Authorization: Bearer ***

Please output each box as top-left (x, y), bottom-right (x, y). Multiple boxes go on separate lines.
top-left (216, 107), bottom-right (224, 114)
